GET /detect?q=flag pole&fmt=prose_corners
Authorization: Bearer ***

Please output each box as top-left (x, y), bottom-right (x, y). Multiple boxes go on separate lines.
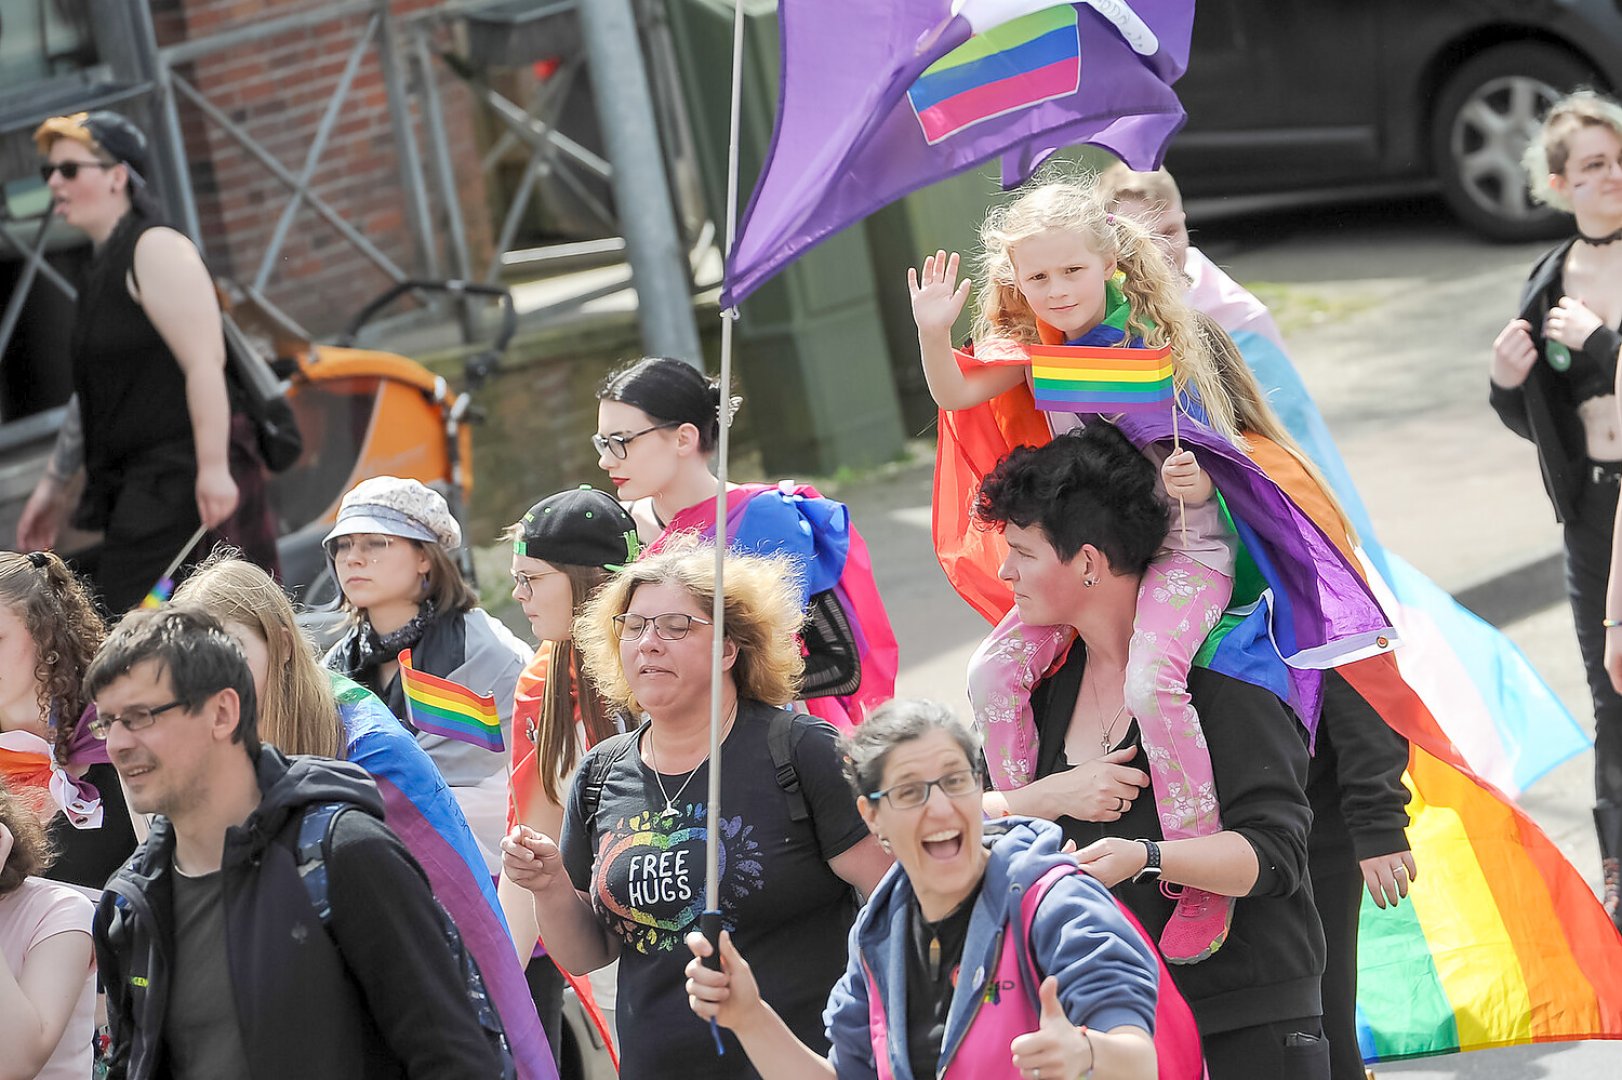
top-left (701, 0), bottom-right (749, 1054)
top-left (1172, 393), bottom-right (1187, 543)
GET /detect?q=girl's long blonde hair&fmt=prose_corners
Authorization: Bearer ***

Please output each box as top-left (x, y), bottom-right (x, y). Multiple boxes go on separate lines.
top-left (972, 176), bottom-right (1239, 443)
top-left (1194, 313), bottom-right (1358, 544)
top-left (173, 552), bottom-right (344, 758)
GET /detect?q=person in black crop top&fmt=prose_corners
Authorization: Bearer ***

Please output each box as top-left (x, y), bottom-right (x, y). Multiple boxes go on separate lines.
top-left (16, 111), bottom-right (277, 616)
top-left (1490, 91), bottom-right (1622, 931)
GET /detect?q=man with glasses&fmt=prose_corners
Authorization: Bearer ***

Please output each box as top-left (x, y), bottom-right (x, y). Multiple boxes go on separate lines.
top-left (87, 605), bottom-right (504, 1080)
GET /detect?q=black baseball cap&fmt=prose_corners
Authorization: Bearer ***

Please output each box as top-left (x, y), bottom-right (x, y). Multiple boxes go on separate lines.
top-left (513, 486), bottom-right (640, 571)
top-left (33, 110), bottom-right (150, 179)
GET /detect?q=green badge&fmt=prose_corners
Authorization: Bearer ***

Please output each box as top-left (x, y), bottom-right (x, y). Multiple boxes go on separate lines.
top-left (1546, 341), bottom-right (1573, 372)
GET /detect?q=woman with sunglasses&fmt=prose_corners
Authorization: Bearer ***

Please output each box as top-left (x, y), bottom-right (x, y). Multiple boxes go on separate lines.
top-left (595, 357), bottom-right (898, 731)
top-left (17, 111), bottom-right (278, 612)
top-left (501, 542), bottom-right (894, 1080)
top-left (323, 476), bottom-right (531, 868)
top-left (683, 698), bottom-right (1175, 1080)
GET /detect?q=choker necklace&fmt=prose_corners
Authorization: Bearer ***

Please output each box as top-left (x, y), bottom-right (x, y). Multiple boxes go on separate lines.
top-left (647, 703), bottom-right (737, 818)
top-left (1578, 225), bottom-right (1622, 246)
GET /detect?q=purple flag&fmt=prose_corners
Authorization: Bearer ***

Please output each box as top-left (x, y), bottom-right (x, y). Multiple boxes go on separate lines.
top-left (724, 1), bottom-right (1194, 305)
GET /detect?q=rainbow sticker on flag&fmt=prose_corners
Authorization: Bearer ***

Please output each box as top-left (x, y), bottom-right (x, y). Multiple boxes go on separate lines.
top-left (906, 5), bottom-right (1082, 145)
top-left (398, 649), bottom-right (504, 753)
top-left (1027, 342), bottom-right (1174, 413)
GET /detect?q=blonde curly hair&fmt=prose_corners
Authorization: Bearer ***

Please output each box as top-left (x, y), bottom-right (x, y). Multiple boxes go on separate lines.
top-left (574, 539), bottom-right (805, 713)
top-left (1524, 90), bottom-right (1622, 211)
top-left (971, 175), bottom-right (1239, 443)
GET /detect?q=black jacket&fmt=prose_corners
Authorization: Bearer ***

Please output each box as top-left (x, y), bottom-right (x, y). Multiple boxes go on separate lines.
top-left (1307, 671), bottom-right (1411, 867)
top-left (93, 748), bottom-right (502, 1080)
top-left (1028, 652), bottom-right (1325, 1036)
top-left (1489, 238), bottom-right (1607, 524)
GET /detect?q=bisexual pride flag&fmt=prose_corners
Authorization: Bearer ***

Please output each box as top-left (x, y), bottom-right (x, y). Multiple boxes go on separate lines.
top-left (399, 649), bottom-right (505, 752)
top-left (725, 1), bottom-right (1194, 305)
top-left (1027, 342), bottom-right (1173, 412)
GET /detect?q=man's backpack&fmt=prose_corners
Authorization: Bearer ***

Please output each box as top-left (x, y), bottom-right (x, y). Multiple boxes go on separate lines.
top-left (294, 802), bottom-right (517, 1079)
top-left (580, 709), bottom-right (810, 835)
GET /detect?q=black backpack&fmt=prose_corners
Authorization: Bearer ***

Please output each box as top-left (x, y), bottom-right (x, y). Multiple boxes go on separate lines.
top-left (581, 709), bottom-right (811, 835)
top-left (294, 802), bottom-right (516, 1079)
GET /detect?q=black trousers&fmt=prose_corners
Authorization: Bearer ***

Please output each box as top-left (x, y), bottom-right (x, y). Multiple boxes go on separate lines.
top-left (524, 957), bottom-right (565, 1071)
top-left (1562, 470), bottom-right (1622, 809)
top-left (1203, 1015), bottom-right (1331, 1080)
top-left (1311, 856), bottom-right (1366, 1080)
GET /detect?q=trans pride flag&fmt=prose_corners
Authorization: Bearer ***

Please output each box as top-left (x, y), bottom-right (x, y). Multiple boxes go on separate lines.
top-left (725, 1), bottom-right (1193, 304)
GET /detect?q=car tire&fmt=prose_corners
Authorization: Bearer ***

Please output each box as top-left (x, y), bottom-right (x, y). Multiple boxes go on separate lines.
top-left (1431, 42), bottom-right (1599, 242)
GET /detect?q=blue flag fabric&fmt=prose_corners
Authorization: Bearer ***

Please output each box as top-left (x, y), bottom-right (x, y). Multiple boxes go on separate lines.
top-left (724, 1), bottom-right (1194, 305)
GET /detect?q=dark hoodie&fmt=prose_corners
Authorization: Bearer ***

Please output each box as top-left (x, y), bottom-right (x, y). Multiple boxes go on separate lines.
top-left (93, 747), bottom-right (502, 1080)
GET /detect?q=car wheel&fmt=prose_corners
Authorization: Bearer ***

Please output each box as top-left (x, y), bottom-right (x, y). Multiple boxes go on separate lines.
top-left (1431, 42), bottom-right (1598, 242)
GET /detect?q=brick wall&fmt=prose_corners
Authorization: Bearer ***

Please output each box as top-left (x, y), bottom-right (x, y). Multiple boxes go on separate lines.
top-left (153, 0), bottom-right (493, 334)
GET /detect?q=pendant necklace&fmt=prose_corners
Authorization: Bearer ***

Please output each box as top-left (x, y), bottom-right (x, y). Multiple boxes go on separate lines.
top-left (647, 702), bottom-right (737, 818)
top-left (1091, 669), bottom-right (1129, 754)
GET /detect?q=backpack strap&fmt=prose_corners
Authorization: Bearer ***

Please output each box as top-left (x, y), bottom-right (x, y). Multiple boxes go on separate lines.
top-left (294, 801), bottom-right (352, 925)
top-left (1010, 862), bottom-right (1083, 1004)
top-left (768, 710), bottom-right (810, 823)
top-left (581, 728), bottom-right (642, 838)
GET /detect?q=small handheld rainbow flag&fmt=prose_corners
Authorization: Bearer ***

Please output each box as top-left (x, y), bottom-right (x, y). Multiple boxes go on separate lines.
top-left (398, 649), bottom-right (504, 752)
top-left (139, 524), bottom-right (210, 609)
top-left (1027, 342), bottom-right (1175, 414)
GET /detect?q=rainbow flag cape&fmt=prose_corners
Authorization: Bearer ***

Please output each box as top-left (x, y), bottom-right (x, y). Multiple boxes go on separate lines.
top-left (331, 673), bottom-right (557, 1080)
top-left (1025, 342), bottom-right (1175, 412)
top-left (650, 482), bottom-right (899, 731)
top-left (399, 649), bottom-right (504, 753)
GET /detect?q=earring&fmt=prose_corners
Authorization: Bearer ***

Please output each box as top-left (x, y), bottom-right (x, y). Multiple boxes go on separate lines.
top-left (876, 835), bottom-right (892, 852)
top-left (44, 651), bottom-right (60, 665)
top-left (1083, 578), bottom-right (1097, 588)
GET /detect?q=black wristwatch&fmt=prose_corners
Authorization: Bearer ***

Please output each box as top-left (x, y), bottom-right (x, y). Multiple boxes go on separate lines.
top-left (1131, 839), bottom-right (1162, 883)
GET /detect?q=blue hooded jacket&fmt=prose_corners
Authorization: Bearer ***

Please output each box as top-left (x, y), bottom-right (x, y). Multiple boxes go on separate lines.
top-left (824, 817), bottom-right (1158, 1080)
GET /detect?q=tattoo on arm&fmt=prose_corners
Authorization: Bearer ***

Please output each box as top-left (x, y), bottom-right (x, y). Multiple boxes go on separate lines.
top-left (46, 395), bottom-right (85, 483)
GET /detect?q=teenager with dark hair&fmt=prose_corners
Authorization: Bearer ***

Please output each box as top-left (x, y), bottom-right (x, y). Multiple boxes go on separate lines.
top-left (595, 356), bottom-right (898, 731)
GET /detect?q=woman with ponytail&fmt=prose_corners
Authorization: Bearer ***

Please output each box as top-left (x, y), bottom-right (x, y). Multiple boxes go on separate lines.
top-left (0, 551), bottom-right (136, 888)
top-left (594, 357), bottom-right (898, 732)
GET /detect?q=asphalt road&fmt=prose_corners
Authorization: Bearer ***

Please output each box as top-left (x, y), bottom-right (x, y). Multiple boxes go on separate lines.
top-left (843, 194), bottom-right (1622, 1077)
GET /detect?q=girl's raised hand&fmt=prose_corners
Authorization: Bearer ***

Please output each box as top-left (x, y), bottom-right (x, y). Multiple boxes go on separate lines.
top-left (500, 824), bottom-right (566, 894)
top-left (1162, 448), bottom-right (1214, 504)
top-left (908, 250), bottom-right (973, 339)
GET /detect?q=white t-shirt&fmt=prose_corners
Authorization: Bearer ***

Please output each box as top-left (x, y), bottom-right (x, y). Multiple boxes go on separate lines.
top-left (0, 877), bottom-right (96, 1080)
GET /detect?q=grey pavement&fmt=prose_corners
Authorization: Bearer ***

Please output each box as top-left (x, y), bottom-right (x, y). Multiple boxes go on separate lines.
top-left (837, 196), bottom-right (1620, 1076)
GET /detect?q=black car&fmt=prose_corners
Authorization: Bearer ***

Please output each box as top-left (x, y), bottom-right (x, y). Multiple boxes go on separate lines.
top-left (1168, 0), bottom-right (1622, 240)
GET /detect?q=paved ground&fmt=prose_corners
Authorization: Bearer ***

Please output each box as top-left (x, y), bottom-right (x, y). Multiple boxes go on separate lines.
top-left (838, 195), bottom-right (1620, 1076)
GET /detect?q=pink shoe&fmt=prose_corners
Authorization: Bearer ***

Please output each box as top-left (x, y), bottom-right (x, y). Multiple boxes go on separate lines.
top-left (1159, 884), bottom-right (1234, 965)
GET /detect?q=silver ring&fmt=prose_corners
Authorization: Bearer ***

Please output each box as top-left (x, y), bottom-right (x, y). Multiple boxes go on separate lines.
top-left (1393, 864), bottom-right (1407, 876)
top-left (1033, 1071), bottom-right (1040, 1080)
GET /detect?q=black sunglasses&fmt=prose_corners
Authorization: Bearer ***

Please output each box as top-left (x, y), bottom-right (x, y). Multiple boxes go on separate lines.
top-left (40, 160), bottom-right (114, 183)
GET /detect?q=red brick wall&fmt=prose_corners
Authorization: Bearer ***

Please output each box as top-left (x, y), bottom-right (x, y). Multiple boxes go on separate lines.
top-left (153, 0), bottom-right (493, 334)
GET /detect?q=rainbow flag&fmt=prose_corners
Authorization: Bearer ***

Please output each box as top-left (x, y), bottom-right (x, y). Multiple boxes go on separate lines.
top-left (906, 6), bottom-right (1081, 145)
top-left (139, 577), bottom-right (175, 609)
top-left (398, 649), bottom-right (504, 752)
top-left (1027, 342), bottom-right (1174, 413)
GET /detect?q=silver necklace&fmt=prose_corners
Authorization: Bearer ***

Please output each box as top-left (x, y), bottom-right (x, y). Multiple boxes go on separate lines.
top-left (1090, 669), bottom-right (1129, 754)
top-left (647, 704), bottom-right (736, 818)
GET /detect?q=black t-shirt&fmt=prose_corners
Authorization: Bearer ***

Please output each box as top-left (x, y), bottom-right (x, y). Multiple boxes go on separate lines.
top-left (1026, 647), bottom-right (1326, 1036)
top-left (561, 702), bottom-right (870, 1080)
top-left (46, 762), bottom-right (139, 889)
top-left (905, 883), bottom-right (981, 1080)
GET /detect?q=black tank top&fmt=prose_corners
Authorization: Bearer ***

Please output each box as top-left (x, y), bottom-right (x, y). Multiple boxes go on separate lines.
top-left (71, 211), bottom-right (195, 477)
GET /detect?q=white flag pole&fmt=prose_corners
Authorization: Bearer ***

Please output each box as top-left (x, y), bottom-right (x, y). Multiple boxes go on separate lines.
top-left (701, 0), bottom-right (749, 1052)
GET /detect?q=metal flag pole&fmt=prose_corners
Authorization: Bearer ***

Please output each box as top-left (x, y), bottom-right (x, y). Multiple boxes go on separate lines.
top-left (700, 0), bottom-right (749, 1056)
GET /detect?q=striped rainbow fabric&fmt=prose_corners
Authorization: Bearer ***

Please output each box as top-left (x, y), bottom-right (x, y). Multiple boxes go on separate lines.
top-left (1028, 342), bottom-right (1175, 413)
top-left (905, 5), bottom-right (1081, 145)
top-left (399, 648), bottom-right (504, 752)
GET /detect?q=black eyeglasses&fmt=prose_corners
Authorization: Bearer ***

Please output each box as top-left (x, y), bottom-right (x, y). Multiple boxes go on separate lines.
top-left (611, 612), bottom-right (713, 641)
top-left (90, 699), bottom-right (188, 740)
top-left (592, 422), bottom-right (679, 460)
top-left (510, 567), bottom-right (561, 600)
top-left (864, 769), bottom-right (981, 811)
top-left (41, 160), bottom-right (114, 183)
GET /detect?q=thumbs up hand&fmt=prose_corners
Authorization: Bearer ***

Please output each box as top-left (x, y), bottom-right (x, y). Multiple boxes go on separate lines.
top-left (1009, 976), bottom-right (1094, 1080)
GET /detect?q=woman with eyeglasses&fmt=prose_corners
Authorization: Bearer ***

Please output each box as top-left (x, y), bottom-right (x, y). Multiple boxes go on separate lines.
top-left (17, 111), bottom-right (278, 612)
top-left (322, 476), bottom-right (532, 868)
top-left (498, 485), bottom-right (639, 1063)
top-left (594, 356), bottom-right (898, 732)
top-left (0, 550), bottom-right (146, 892)
top-left (683, 698), bottom-right (1180, 1080)
top-left (501, 542), bottom-right (893, 1080)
